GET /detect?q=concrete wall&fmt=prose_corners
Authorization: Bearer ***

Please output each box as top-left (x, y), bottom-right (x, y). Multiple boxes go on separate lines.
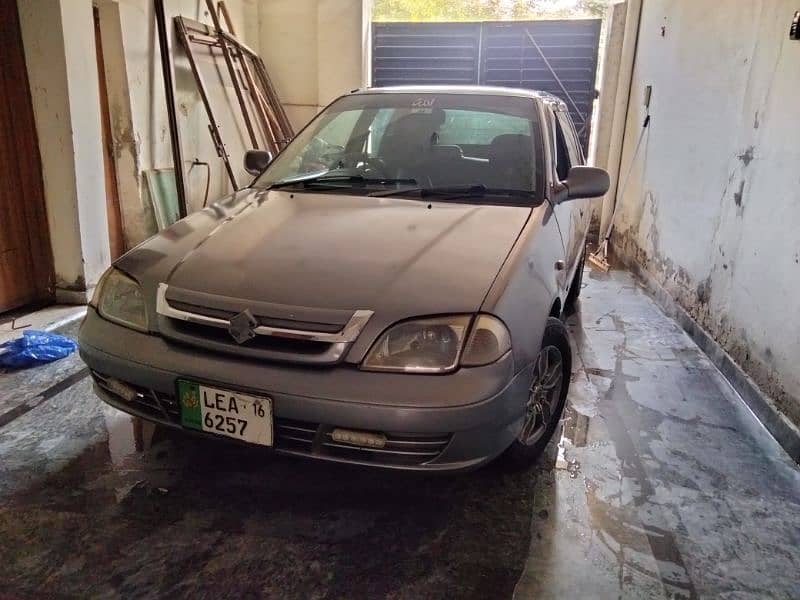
top-left (259, 0), bottom-right (368, 129)
top-left (612, 0), bottom-right (800, 426)
top-left (17, 0), bottom-right (111, 301)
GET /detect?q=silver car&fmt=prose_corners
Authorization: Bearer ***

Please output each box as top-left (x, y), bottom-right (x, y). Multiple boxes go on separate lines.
top-left (79, 86), bottom-right (609, 472)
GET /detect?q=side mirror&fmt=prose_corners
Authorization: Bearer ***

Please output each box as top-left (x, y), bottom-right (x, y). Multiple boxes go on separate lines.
top-left (561, 166), bottom-right (610, 201)
top-left (244, 149), bottom-right (273, 176)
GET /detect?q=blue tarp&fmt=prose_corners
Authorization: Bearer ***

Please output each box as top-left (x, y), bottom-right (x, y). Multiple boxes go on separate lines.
top-left (0, 330), bottom-right (77, 369)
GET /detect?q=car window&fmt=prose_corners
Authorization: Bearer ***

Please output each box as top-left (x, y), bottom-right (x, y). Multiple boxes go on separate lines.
top-left (437, 110), bottom-right (531, 146)
top-left (552, 112), bottom-right (571, 181)
top-left (367, 108), bottom-right (402, 155)
top-left (316, 110), bottom-right (360, 149)
top-left (281, 110), bottom-right (363, 176)
top-left (257, 93), bottom-right (545, 202)
top-left (556, 110), bottom-right (583, 167)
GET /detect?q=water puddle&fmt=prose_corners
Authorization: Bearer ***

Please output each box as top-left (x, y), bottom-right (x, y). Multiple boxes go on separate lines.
top-left (104, 408), bottom-right (157, 466)
top-left (583, 478), bottom-right (697, 598)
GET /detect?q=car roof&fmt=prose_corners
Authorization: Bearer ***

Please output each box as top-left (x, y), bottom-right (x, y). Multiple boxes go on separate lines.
top-left (350, 85), bottom-right (568, 110)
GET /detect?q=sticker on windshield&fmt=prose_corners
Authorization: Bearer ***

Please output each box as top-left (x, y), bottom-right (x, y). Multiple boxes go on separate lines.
top-left (410, 97), bottom-right (436, 114)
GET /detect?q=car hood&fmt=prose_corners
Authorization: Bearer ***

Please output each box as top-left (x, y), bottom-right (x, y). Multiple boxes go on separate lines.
top-left (117, 189), bottom-right (531, 359)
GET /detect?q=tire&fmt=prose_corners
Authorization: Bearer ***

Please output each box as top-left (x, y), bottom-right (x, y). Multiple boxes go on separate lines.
top-left (564, 245), bottom-right (586, 311)
top-left (505, 317), bottom-right (572, 466)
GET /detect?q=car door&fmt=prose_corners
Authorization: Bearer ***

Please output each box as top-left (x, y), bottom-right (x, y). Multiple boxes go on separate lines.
top-left (550, 108), bottom-right (585, 277)
top-left (556, 109), bottom-right (590, 255)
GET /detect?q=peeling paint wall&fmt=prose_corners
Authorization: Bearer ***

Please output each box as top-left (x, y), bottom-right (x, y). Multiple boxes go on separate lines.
top-left (613, 0), bottom-right (800, 425)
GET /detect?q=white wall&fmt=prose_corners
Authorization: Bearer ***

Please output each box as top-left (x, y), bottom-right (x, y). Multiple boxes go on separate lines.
top-left (17, 0), bottom-right (111, 300)
top-left (613, 0), bottom-right (800, 425)
top-left (259, 0), bottom-right (367, 130)
top-left (97, 0), bottom-right (260, 246)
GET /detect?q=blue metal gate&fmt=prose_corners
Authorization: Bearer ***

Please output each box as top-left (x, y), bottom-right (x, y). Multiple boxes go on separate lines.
top-left (372, 20), bottom-right (601, 151)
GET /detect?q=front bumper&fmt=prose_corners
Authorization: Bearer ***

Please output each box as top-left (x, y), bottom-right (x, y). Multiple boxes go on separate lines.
top-left (78, 310), bottom-right (529, 472)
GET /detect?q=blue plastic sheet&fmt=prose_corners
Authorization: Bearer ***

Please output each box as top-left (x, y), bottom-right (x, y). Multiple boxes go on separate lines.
top-left (0, 330), bottom-right (77, 368)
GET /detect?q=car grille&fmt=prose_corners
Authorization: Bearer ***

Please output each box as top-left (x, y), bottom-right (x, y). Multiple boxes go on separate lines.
top-left (91, 371), bottom-right (452, 467)
top-left (158, 318), bottom-right (343, 365)
top-left (167, 300), bottom-right (344, 333)
top-left (155, 285), bottom-right (373, 366)
top-left (167, 319), bottom-right (333, 356)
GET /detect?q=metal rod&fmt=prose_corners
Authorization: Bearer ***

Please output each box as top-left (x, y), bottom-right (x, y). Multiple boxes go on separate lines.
top-left (175, 17), bottom-right (239, 189)
top-left (154, 0), bottom-right (188, 217)
top-left (187, 33), bottom-right (221, 47)
top-left (524, 29), bottom-right (586, 124)
top-left (180, 13), bottom-right (293, 145)
top-left (204, 0), bottom-right (259, 150)
top-left (225, 32), bottom-right (292, 139)
top-left (251, 57), bottom-right (293, 144)
top-left (218, 2), bottom-right (280, 154)
top-left (255, 84), bottom-right (283, 147)
top-left (242, 58), bottom-right (280, 153)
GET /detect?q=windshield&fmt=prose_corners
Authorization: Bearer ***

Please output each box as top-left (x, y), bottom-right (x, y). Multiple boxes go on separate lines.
top-left (254, 92), bottom-right (544, 202)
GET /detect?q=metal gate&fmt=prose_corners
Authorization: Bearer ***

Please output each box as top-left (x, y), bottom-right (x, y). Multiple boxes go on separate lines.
top-left (372, 20), bottom-right (601, 151)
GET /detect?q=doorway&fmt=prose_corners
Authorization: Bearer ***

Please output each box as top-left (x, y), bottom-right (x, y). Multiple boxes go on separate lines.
top-left (0, 0), bottom-right (54, 313)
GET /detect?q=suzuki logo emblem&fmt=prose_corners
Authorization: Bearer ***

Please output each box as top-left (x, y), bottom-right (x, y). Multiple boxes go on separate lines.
top-left (228, 309), bottom-right (258, 344)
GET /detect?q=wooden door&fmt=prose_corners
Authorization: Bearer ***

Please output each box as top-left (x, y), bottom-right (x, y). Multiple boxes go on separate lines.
top-left (0, 0), bottom-right (54, 312)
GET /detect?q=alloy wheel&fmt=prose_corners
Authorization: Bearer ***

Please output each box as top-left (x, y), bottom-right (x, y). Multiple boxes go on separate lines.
top-left (518, 345), bottom-right (564, 446)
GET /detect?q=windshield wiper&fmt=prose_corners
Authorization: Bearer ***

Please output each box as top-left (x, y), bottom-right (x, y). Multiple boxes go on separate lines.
top-left (369, 184), bottom-right (535, 200)
top-left (268, 175), bottom-right (417, 190)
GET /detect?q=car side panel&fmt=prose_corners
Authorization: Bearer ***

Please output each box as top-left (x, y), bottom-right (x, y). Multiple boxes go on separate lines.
top-left (558, 108), bottom-right (592, 279)
top-left (480, 202), bottom-right (564, 376)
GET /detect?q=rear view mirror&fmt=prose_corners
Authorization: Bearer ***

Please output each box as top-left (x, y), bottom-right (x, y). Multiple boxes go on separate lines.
top-left (244, 149), bottom-right (273, 176)
top-left (564, 166), bottom-right (610, 200)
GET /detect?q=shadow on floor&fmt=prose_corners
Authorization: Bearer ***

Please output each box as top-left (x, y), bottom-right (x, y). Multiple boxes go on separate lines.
top-left (1, 412), bottom-right (558, 599)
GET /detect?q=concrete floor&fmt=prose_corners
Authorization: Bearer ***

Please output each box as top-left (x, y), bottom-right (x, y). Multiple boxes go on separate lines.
top-left (0, 270), bottom-right (798, 599)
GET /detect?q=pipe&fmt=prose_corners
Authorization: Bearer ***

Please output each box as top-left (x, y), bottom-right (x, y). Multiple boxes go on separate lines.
top-left (154, 0), bottom-right (188, 218)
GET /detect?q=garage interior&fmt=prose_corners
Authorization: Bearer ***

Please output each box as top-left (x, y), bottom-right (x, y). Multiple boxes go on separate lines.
top-left (1, 0), bottom-right (798, 598)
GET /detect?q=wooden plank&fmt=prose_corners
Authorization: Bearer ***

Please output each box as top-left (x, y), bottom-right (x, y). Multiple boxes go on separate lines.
top-left (94, 7), bottom-right (124, 259)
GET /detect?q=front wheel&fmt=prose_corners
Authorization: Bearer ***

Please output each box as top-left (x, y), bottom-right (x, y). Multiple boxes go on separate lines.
top-left (505, 317), bottom-right (571, 465)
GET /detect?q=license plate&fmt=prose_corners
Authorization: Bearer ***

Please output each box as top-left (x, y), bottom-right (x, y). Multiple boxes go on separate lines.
top-left (177, 380), bottom-right (272, 446)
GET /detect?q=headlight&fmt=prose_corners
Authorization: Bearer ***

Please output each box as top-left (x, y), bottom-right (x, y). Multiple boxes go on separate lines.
top-left (361, 316), bottom-right (471, 373)
top-left (93, 268), bottom-right (149, 332)
top-left (361, 314), bottom-right (511, 373)
top-left (461, 315), bottom-right (512, 366)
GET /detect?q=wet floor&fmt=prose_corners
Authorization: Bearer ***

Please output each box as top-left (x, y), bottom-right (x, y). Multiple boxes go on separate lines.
top-left (1, 271), bottom-right (798, 599)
